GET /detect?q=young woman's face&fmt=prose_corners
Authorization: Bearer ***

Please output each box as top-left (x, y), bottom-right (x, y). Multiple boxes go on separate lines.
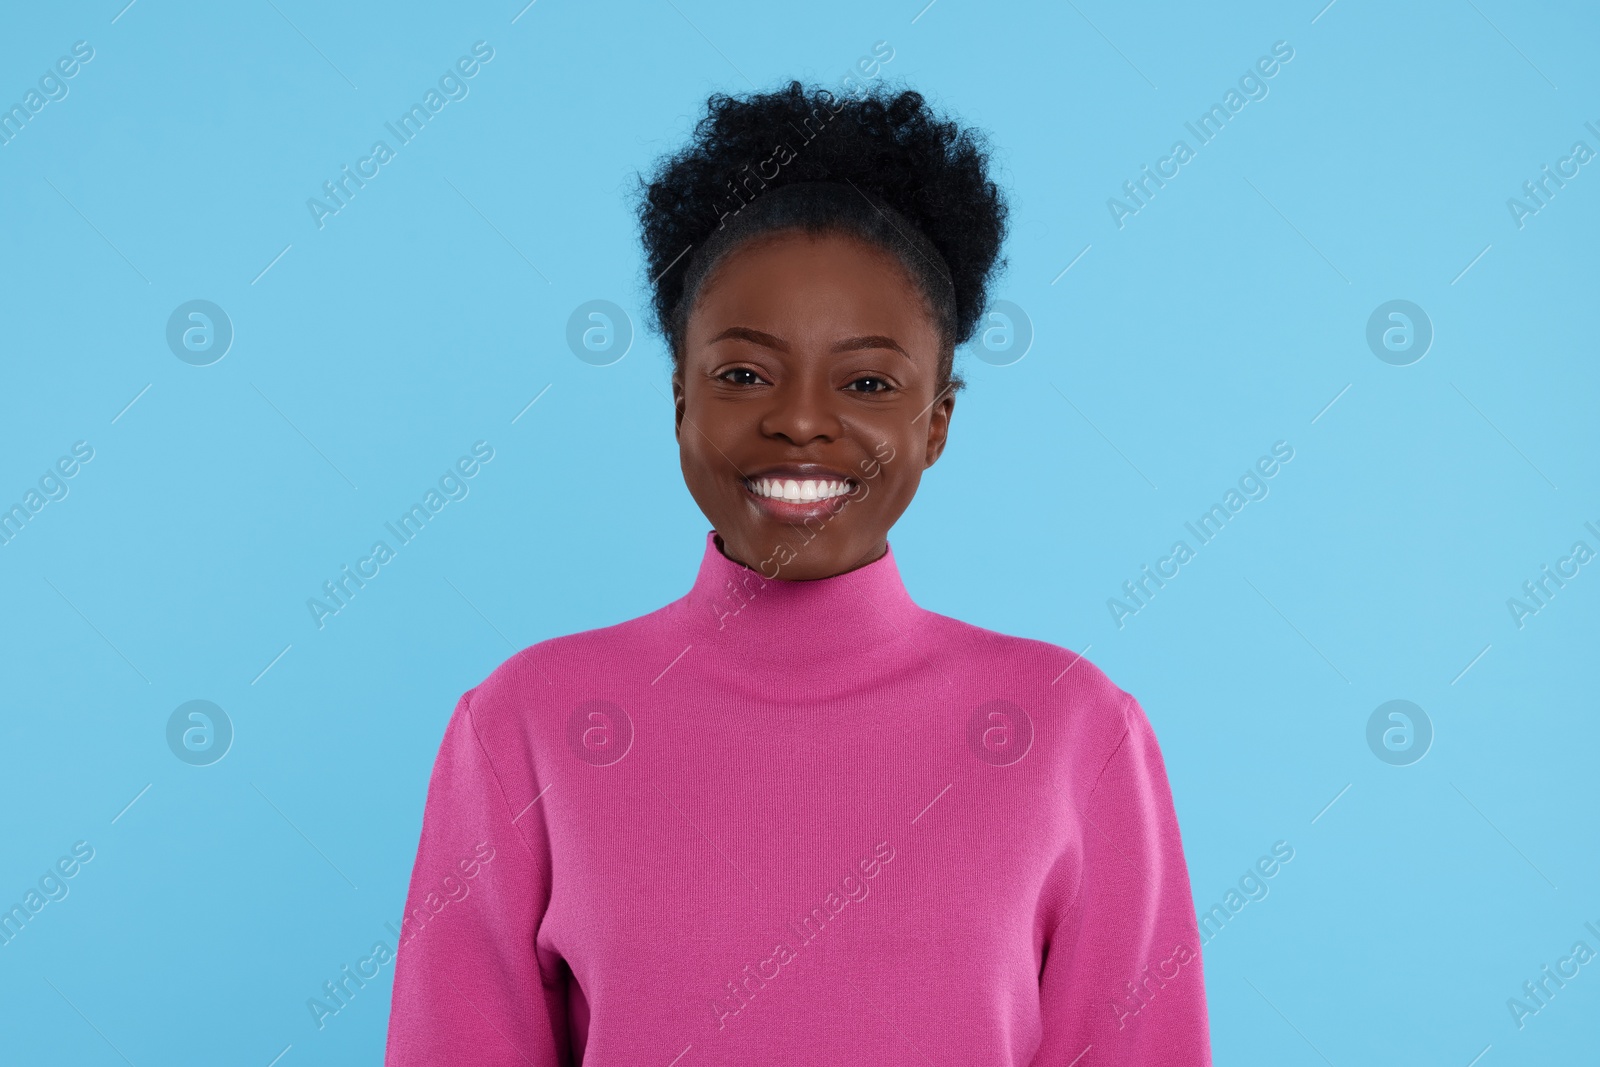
top-left (673, 228), bottom-right (955, 581)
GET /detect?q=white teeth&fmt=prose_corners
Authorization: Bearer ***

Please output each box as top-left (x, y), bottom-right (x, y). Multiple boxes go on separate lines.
top-left (749, 477), bottom-right (853, 502)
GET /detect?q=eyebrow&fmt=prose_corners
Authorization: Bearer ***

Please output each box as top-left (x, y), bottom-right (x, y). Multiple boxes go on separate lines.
top-left (708, 326), bottom-right (911, 362)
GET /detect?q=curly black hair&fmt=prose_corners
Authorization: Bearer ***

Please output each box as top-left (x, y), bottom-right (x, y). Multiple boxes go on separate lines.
top-left (631, 79), bottom-right (1010, 397)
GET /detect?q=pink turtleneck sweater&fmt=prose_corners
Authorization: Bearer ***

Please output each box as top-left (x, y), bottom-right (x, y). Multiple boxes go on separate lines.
top-left (385, 531), bottom-right (1211, 1065)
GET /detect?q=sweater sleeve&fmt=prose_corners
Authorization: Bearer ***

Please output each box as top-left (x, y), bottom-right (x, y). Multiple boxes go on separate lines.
top-left (385, 689), bottom-right (570, 1066)
top-left (1032, 693), bottom-right (1212, 1066)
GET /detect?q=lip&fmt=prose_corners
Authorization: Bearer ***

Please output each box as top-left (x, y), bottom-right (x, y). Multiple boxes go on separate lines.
top-left (744, 462), bottom-right (859, 483)
top-left (741, 463), bottom-right (861, 522)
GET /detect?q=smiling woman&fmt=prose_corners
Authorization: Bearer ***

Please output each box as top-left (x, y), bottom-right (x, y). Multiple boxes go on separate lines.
top-left (386, 80), bottom-right (1212, 1066)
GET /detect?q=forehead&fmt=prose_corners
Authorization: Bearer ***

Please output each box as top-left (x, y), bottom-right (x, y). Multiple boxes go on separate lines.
top-left (686, 229), bottom-right (939, 349)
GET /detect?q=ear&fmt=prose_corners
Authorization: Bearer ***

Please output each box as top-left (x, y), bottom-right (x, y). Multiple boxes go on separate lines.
top-left (921, 385), bottom-right (956, 469)
top-left (671, 364), bottom-right (686, 443)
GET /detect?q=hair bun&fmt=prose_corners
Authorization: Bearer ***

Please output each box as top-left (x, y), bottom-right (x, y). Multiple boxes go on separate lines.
top-left (632, 79), bottom-right (1010, 394)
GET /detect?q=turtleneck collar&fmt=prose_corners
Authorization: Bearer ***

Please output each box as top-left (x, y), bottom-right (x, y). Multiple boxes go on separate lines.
top-left (674, 528), bottom-right (926, 680)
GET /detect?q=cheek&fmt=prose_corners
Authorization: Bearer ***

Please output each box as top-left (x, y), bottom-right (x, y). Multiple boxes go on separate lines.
top-left (681, 407), bottom-right (734, 470)
top-left (864, 449), bottom-right (920, 507)
top-left (883, 470), bottom-right (920, 508)
top-left (678, 406), bottom-right (747, 507)
top-left (680, 444), bottom-right (720, 499)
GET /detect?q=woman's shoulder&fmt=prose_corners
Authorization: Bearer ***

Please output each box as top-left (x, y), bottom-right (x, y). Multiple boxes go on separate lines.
top-left (452, 601), bottom-right (686, 727)
top-left (919, 608), bottom-right (1128, 694)
top-left (916, 608), bottom-right (1141, 763)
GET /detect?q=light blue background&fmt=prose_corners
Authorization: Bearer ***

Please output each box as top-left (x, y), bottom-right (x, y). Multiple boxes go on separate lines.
top-left (2, 0), bottom-right (1596, 1063)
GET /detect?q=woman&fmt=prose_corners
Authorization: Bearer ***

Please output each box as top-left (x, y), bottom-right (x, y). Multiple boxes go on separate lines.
top-left (386, 80), bottom-right (1211, 1065)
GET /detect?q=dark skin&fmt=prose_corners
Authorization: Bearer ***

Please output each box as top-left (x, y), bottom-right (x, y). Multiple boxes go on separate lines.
top-left (671, 228), bottom-right (955, 581)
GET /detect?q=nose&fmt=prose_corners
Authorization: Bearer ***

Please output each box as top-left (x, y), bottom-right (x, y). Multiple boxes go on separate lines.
top-left (759, 370), bottom-right (842, 445)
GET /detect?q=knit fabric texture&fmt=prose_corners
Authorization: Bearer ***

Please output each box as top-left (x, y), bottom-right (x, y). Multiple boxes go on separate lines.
top-left (385, 530), bottom-right (1212, 1065)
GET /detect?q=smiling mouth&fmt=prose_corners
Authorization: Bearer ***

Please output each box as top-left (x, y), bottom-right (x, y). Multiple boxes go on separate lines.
top-left (744, 475), bottom-right (858, 503)
top-left (741, 475), bottom-right (862, 521)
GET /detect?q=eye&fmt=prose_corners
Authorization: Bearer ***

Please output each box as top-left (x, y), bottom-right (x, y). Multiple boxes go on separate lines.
top-left (846, 376), bottom-right (894, 394)
top-left (718, 367), bottom-right (767, 386)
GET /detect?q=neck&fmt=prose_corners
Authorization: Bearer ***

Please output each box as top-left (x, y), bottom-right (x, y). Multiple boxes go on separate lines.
top-left (674, 528), bottom-right (926, 694)
top-left (712, 531), bottom-right (889, 581)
